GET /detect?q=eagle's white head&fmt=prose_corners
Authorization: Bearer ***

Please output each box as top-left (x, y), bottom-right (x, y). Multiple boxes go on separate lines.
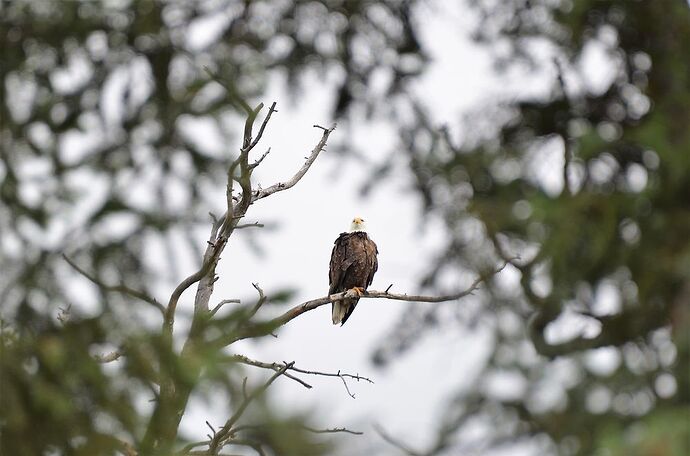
top-left (349, 216), bottom-right (367, 232)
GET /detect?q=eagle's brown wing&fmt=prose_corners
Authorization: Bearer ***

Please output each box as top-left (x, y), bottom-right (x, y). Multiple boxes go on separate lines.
top-left (329, 233), bottom-right (355, 295)
top-left (364, 236), bottom-right (378, 288)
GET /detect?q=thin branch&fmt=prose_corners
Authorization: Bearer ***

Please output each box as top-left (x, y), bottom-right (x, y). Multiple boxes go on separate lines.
top-left (247, 102), bottom-right (277, 152)
top-left (375, 424), bottom-right (423, 456)
top-left (276, 260), bottom-right (512, 332)
top-left (249, 148), bottom-right (270, 170)
top-left (117, 439), bottom-right (139, 456)
top-left (302, 426), bottom-right (363, 436)
top-left (234, 222), bottom-right (264, 229)
top-left (252, 124), bottom-right (336, 202)
top-left (209, 363), bottom-right (293, 453)
top-left (211, 299), bottom-right (242, 317)
top-left (216, 260), bottom-right (513, 347)
top-left (229, 355), bottom-right (313, 389)
top-left (57, 304), bottom-right (71, 325)
top-left (226, 440), bottom-right (266, 456)
top-left (228, 355), bottom-right (373, 397)
top-left (176, 440), bottom-right (208, 455)
top-left (94, 350), bottom-right (123, 363)
top-left (188, 452), bottom-right (242, 456)
top-left (203, 65), bottom-right (252, 116)
top-left (232, 423), bottom-right (363, 436)
top-left (338, 374), bottom-right (356, 398)
top-left (553, 57), bottom-right (573, 196)
top-left (245, 283), bottom-right (267, 320)
top-left (62, 254), bottom-right (164, 315)
top-left (165, 246), bottom-right (224, 332)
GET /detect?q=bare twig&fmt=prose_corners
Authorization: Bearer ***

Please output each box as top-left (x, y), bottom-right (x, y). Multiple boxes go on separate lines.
top-left (247, 102), bottom-right (277, 152)
top-left (62, 254), bottom-right (164, 315)
top-left (176, 440), bottom-right (208, 455)
top-left (302, 426), bottom-right (363, 436)
top-left (375, 424), bottom-right (423, 456)
top-left (211, 299), bottom-right (242, 317)
top-left (57, 304), bottom-right (71, 325)
top-left (118, 439), bottom-right (139, 456)
top-left (249, 148), bottom-right (271, 170)
top-left (209, 363), bottom-right (293, 452)
top-left (252, 124), bottom-right (336, 202)
top-left (245, 283), bottom-right (267, 320)
top-left (94, 350), bottom-right (123, 363)
top-left (206, 420), bottom-right (217, 437)
top-left (229, 355), bottom-right (312, 389)
top-left (227, 355), bottom-right (373, 397)
top-left (241, 377), bottom-right (248, 400)
top-left (226, 439), bottom-right (266, 456)
top-left (232, 423), bottom-right (363, 436)
top-left (234, 222), bottom-right (264, 229)
top-left (203, 65), bottom-right (252, 116)
top-left (553, 57), bottom-right (573, 196)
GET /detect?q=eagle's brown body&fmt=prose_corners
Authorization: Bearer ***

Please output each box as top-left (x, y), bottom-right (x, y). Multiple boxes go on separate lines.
top-left (329, 231), bottom-right (378, 325)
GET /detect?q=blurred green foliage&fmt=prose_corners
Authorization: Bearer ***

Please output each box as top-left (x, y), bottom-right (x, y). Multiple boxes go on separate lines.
top-left (2, 0), bottom-right (688, 454)
top-left (373, 0), bottom-right (690, 454)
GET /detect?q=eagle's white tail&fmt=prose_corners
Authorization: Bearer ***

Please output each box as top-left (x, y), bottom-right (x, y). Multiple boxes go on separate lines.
top-left (332, 301), bottom-right (347, 325)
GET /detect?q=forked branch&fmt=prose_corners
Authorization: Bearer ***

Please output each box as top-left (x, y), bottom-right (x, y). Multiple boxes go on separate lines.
top-left (62, 254), bottom-right (164, 315)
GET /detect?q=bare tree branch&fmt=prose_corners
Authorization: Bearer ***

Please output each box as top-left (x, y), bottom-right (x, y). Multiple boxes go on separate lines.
top-left (275, 259), bottom-right (512, 326)
top-left (302, 426), bottom-right (363, 436)
top-left (225, 440), bottom-right (266, 456)
top-left (553, 57), bottom-right (573, 196)
top-left (57, 304), bottom-right (71, 325)
top-left (375, 424), bottom-right (423, 456)
top-left (228, 354), bottom-right (375, 396)
top-left (247, 103), bottom-right (277, 152)
top-left (252, 124), bottom-right (336, 202)
top-left (245, 283), bottom-right (267, 320)
top-left (210, 299), bottom-right (241, 317)
top-left (232, 423), bottom-right (363, 436)
top-left (208, 363), bottom-right (293, 453)
top-left (62, 254), bottom-right (164, 315)
top-left (249, 148), bottom-right (270, 170)
top-left (143, 99), bottom-right (342, 453)
top-left (228, 355), bottom-right (312, 389)
top-left (94, 350), bottom-right (123, 363)
top-left (220, 260), bottom-right (514, 346)
top-left (234, 222), bottom-right (264, 229)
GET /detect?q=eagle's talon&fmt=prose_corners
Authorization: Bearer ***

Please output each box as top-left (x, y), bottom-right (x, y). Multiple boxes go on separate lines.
top-left (346, 287), bottom-right (366, 297)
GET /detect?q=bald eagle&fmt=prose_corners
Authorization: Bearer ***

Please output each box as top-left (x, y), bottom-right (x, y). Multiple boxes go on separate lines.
top-left (329, 217), bottom-right (378, 325)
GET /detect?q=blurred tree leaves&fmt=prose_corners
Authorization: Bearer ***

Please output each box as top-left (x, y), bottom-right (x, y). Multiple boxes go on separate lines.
top-left (2, 0), bottom-right (689, 454)
top-left (373, 0), bottom-right (690, 454)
